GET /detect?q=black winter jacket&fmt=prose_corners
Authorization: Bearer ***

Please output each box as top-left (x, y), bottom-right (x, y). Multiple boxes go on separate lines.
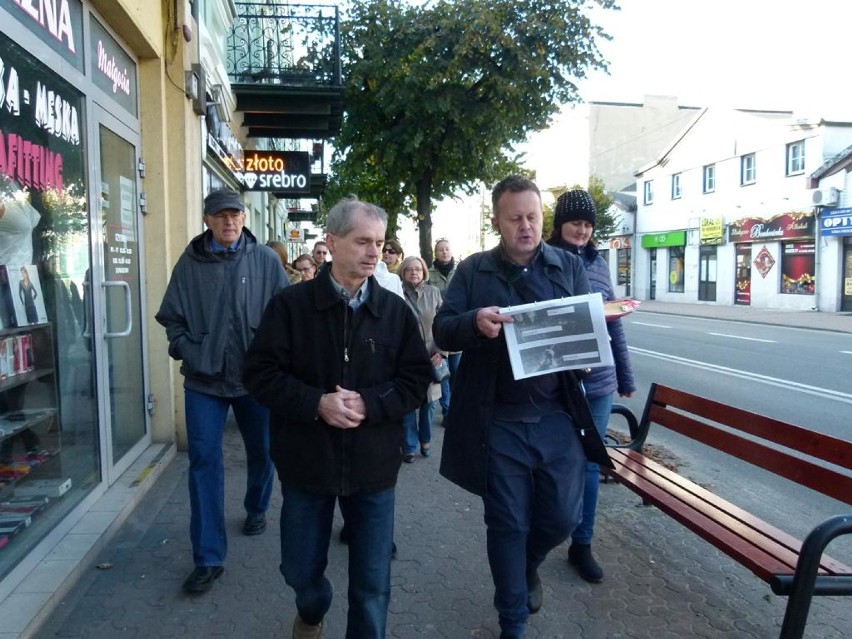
top-left (243, 267), bottom-right (432, 495)
top-left (432, 243), bottom-right (591, 496)
top-left (155, 228), bottom-right (287, 397)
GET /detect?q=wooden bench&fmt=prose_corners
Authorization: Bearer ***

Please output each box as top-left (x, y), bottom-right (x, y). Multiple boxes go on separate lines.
top-left (604, 383), bottom-right (852, 639)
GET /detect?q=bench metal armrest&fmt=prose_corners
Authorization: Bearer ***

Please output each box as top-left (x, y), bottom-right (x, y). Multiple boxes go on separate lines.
top-left (777, 514), bottom-right (852, 639)
top-left (609, 403), bottom-right (644, 451)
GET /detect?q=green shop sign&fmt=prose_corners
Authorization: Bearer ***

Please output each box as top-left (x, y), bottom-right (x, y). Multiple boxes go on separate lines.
top-left (641, 231), bottom-right (686, 248)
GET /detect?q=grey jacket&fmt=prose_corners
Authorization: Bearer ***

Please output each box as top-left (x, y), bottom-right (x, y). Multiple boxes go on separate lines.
top-left (155, 228), bottom-right (287, 397)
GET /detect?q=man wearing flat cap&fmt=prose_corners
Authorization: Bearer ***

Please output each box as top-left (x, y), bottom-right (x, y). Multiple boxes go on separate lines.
top-left (156, 188), bottom-right (287, 594)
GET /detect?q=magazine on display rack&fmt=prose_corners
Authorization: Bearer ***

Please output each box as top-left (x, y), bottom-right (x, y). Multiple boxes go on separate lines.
top-left (499, 292), bottom-right (613, 381)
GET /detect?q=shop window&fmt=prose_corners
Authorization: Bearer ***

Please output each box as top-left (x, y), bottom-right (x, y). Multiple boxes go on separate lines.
top-left (780, 242), bottom-right (815, 295)
top-left (668, 246), bottom-right (685, 293)
top-left (617, 248), bottom-right (631, 286)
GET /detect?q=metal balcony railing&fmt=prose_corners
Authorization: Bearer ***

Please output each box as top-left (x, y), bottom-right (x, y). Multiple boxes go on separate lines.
top-left (227, 1), bottom-right (341, 87)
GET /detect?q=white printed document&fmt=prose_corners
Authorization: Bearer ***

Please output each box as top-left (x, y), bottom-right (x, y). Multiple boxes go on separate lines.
top-left (499, 293), bottom-right (613, 380)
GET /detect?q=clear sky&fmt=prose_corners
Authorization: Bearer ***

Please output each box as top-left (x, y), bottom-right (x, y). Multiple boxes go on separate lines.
top-left (578, 0), bottom-right (852, 116)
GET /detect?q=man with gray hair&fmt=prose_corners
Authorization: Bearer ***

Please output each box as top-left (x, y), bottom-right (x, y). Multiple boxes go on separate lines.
top-left (244, 198), bottom-right (432, 639)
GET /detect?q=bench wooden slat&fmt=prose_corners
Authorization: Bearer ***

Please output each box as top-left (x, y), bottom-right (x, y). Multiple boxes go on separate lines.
top-left (606, 449), bottom-right (792, 582)
top-left (646, 404), bottom-right (852, 505)
top-left (651, 385), bottom-right (852, 472)
top-left (608, 448), bottom-right (852, 576)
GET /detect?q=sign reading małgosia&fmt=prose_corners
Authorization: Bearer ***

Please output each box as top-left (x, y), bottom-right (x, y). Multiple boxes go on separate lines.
top-left (235, 151), bottom-right (310, 195)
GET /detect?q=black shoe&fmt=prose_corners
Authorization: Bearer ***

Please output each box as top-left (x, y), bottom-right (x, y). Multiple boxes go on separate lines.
top-left (339, 525), bottom-right (349, 544)
top-left (242, 513), bottom-right (266, 536)
top-left (526, 570), bottom-right (542, 614)
top-left (568, 543), bottom-right (603, 583)
top-left (182, 566), bottom-right (223, 593)
top-left (403, 453), bottom-right (415, 463)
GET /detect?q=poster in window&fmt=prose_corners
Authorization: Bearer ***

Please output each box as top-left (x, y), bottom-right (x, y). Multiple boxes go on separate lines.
top-left (6, 265), bottom-right (48, 326)
top-left (780, 242), bottom-right (815, 295)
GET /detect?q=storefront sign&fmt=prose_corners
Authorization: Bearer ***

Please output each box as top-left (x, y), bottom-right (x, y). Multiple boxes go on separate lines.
top-left (820, 207), bottom-right (852, 237)
top-left (734, 244), bottom-right (751, 305)
top-left (1, 0), bottom-right (84, 71)
top-left (728, 212), bottom-right (814, 243)
top-left (287, 227), bottom-right (305, 243)
top-left (609, 236), bottom-right (631, 249)
top-left (640, 231), bottom-right (686, 249)
top-left (0, 32), bottom-right (83, 195)
top-left (90, 17), bottom-right (137, 116)
top-left (235, 150), bottom-right (310, 195)
top-left (700, 217), bottom-right (724, 245)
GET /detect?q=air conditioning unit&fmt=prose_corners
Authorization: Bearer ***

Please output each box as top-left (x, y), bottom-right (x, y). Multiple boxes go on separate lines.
top-left (812, 187), bottom-right (840, 207)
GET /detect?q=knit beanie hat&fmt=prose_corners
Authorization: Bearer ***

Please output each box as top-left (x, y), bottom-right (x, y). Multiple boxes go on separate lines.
top-left (553, 189), bottom-right (596, 230)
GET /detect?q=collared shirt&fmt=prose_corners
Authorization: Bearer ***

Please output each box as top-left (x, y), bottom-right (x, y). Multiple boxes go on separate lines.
top-left (329, 275), bottom-right (370, 311)
top-left (210, 238), bottom-right (241, 253)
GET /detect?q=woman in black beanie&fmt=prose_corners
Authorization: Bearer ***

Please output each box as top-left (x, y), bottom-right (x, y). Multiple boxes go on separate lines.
top-left (548, 189), bottom-right (636, 583)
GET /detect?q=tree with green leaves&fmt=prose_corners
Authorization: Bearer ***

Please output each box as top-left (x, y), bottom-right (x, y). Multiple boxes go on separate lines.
top-left (328, 0), bottom-right (616, 262)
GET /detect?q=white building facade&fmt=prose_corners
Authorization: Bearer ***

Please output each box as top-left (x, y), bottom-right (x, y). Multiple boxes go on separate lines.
top-left (632, 109), bottom-right (852, 311)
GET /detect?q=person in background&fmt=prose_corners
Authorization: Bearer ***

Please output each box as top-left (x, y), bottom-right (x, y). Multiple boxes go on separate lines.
top-left (243, 198), bottom-right (432, 639)
top-left (267, 240), bottom-right (301, 284)
top-left (156, 188), bottom-right (287, 594)
top-left (293, 254), bottom-right (318, 282)
top-left (312, 241), bottom-right (329, 268)
top-left (433, 175), bottom-right (593, 639)
top-left (381, 238), bottom-right (404, 274)
top-left (427, 238), bottom-right (460, 419)
top-left (398, 255), bottom-right (444, 462)
top-left (547, 189), bottom-right (635, 583)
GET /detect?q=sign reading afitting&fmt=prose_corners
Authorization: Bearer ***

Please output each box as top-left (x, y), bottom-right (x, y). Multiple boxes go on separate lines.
top-left (234, 151), bottom-right (311, 195)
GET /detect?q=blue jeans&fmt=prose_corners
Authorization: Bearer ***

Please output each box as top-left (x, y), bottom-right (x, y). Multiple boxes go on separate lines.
top-left (484, 413), bottom-right (585, 636)
top-left (572, 393), bottom-right (613, 545)
top-left (185, 389), bottom-right (274, 567)
top-left (438, 352), bottom-right (461, 415)
top-left (403, 400), bottom-right (437, 454)
top-left (279, 483), bottom-right (395, 639)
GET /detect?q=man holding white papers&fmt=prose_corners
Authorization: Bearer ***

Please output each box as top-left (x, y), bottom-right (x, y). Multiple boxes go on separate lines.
top-left (433, 176), bottom-right (604, 639)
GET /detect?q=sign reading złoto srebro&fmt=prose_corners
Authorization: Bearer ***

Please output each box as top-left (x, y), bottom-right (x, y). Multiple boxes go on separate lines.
top-left (234, 150), bottom-right (310, 195)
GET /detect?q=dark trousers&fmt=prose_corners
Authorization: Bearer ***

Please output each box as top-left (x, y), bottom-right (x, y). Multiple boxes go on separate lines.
top-left (484, 412), bottom-right (585, 636)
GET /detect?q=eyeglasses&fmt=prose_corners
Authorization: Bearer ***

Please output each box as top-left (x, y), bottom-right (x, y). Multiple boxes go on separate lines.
top-left (296, 266), bottom-right (315, 273)
top-left (403, 267), bottom-right (422, 273)
top-left (382, 248), bottom-right (397, 255)
top-left (313, 250), bottom-right (328, 255)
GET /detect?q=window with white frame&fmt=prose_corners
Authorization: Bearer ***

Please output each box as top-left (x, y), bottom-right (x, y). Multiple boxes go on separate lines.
top-left (786, 141), bottom-right (805, 175)
top-left (643, 180), bottom-right (654, 204)
top-left (703, 164), bottom-right (715, 193)
top-left (740, 154), bottom-right (756, 185)
top-left (671, 173), bottom-right (682, 199)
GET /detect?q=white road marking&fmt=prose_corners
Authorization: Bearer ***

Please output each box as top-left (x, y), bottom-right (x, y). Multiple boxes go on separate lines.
top-left (708, 332), bottom-right (777, 343)
top-left (631, 321), bottom-right (672, 328)
top-left (841, 351), bottom-right (852, 355)
top-left (629, 347), bottom-right (852, 405)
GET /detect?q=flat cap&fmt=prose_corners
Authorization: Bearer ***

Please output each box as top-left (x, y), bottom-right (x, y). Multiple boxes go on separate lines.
top-left (203, 189), bottom-right (245, 216)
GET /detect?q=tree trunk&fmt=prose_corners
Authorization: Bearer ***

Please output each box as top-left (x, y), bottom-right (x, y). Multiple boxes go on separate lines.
top-left (415, 175), bottom-right (434, 263)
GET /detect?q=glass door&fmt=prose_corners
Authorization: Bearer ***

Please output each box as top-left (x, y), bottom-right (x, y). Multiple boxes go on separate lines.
top-left (698, 245), bottom-right (717, 301)
top-left (92, 109), bottom-right (149, 479)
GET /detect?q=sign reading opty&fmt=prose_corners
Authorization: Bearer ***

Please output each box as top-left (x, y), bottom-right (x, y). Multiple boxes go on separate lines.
top-left (235, 151), bottom-right (310, 195)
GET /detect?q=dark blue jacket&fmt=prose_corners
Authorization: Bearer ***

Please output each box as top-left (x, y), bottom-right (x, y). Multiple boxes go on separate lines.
top-left (432, 243), bottom-right (590, 496)
top-left (550, 239), bottom-right (636, 399)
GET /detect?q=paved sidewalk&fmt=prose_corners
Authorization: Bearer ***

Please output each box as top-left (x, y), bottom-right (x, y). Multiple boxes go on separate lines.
top-left (635, 299), bottom-right (852, 333)
top-left (34, 414), bottom-right (850, 638)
